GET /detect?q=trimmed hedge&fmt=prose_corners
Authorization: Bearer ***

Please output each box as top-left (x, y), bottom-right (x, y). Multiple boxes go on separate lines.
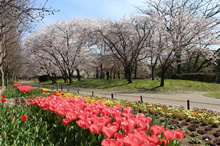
top-left (39, 75), bottom-right (50, 82)
top-left (171, 73), bottom-right (218, 83)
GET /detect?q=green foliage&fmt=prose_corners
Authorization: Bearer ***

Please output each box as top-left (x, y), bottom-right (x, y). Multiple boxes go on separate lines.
top-left (39, 75), bottom-right (50, 82)
top-left (172, 73), bottom-right (218, 83)
top-left (0, 103), bottom-right (104, 145)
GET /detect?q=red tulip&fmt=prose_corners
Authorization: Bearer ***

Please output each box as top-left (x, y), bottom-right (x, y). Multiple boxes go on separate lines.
top-left (161, 139), bottom-right (168, 146)
top-left (1, 98), bottom-right (6, 103)
top-left (115, 133), bottom-right (126, 140)
top-left (102, 125), bottom-right (118, 139)
top-left (11, 118), bottom-right (14, 123)
top-left (62, 119), bottom-right (70, 126)
top-left (21, 115), bottom-right (27, 122)
top-left (163, 129), bottom-right (175, 140)
top-left (59, 91), bottom-right (61, 93)
top-left (2, 95), bottom-right (6, 98)
top-left (174, 129), bottom-right (185, 139)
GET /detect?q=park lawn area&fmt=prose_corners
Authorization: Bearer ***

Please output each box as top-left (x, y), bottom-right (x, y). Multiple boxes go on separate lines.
top-left (204, 91), bottom-right (220, 99)
top-left (38, 78), bottom-right (220, 92)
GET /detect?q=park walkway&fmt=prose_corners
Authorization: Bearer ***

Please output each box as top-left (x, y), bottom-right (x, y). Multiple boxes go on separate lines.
top-left (22, 81), bottom-right (220, 112)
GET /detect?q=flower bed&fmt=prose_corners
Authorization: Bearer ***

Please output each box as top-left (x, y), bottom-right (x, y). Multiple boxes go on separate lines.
top-left (29, 95), bottom-right (185, 145)
top-left (1, 86), bottom-right (220, 145)
top-left (41, 88), bottom-right (220, 127)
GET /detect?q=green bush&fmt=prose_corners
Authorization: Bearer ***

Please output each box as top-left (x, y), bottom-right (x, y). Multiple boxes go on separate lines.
top-left (171, 73), bottom-right (218, 83)
top-left (39, 75), bottom-right (50, 82)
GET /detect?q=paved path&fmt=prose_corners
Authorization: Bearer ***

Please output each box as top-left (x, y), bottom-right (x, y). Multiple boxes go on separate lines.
top-left (23, 82), bottom-right (220, 112)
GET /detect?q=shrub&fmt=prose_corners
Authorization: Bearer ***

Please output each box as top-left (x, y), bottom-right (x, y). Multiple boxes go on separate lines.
top-left (171, 73), bottom-right (218, 83)
top-left (39, 75), bottom-right (50, 82)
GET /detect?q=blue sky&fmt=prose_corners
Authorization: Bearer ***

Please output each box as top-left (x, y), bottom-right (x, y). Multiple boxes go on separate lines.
top-left (35, 0), bottom-right (145, 29)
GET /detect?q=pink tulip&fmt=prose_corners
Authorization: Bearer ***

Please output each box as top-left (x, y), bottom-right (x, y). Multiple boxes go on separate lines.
top-left (121, 120), bottom-right (136, 133)
top-left (102, 125), bottom-right (118, 139)
top-left (114, 105), bottom-right (122, 111)
top-left (163, 129), bottom-right (175, 140)
top-left (148, 135), bottom-right (161, 145)
top-left (76, 119), bottom-right (91, 129)
top-left (115, 133), bottom-right (126, 140)
top-left (123, 133), bottom-right (145, 146)
top-left (101, 139), bottom-right (123, 146)
top-left (66, 113), bottom-right (78, 122)
top-left (137, 121), bottom-right (150, 131)
top-left (123, 107), bottom-right (132, 114)
top-left (174, 129), bottom-right (185, 139)
top-left (150, 124), bottom-right (164, 136)
top-left (89, 123), bottom-right (104, 134)
top-left (29, 95), bottom-right (186, 146)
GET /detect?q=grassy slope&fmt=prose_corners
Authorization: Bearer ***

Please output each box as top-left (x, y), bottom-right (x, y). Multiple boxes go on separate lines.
top-left (37, 78), bottom-right (220, 92)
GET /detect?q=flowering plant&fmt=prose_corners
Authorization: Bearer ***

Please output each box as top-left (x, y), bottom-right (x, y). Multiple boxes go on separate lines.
top-left (17, 86), bottom-right (34, 93)
top-left (13, 83), bottom-right (23, 86)
top-left (29, 95), bottom-right (185, 145)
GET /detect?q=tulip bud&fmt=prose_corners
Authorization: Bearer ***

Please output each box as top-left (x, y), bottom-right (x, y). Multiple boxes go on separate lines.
top-left (35, 126), bottom-right (38, 133)
top-left (11, 118), bottom-right (14, 123)
top-left (3, 131), bottom-right (7, 138)
top-left (39, 117), bottom-right (42, 123)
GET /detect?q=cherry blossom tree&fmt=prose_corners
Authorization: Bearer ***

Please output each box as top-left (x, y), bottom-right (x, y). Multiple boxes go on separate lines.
top-left (25, 18), bottom-right (92, 84)
top-left (139, 0), bottom-right (220, 86)
top-left (95, 16), bottom-right (153, 83)
top-left (0, 0), bottom-right (56, 86)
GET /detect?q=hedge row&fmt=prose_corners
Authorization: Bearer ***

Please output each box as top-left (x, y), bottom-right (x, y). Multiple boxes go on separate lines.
top-left (171, 73), bottom-right (218, 83)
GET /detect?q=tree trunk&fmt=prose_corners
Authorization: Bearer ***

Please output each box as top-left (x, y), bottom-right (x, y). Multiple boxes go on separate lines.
top-left (160, 66), bottom-right (169, 87)
top-left (100, 64), bottom-right (104, 79)
top-left (51, 73), bottom-right (57, 84)
top-left (113, 71), bottom-right (116, 79)
top-left (125, 66), bottom-right (132, 83)
top-left (117, 70), bottom-right (120, 79)
top-left (177, 63), bottom-right (181, 74)
top-left (128, 70), bottom-right (132, 83)
top-left (51, 78), bottom-right (56, 84)
top-left (96, 67), bottom-right (99, 79)
top-left (176, 54), bottom-right (182, 74)
top-left (76, 68), bottom-right (81, 81)
top-left (160, 70), bottom-right (166, 87)
top-left (0, 65), bottom-right (4, 87)
top-left (134, 61), bottom-right (137, 79)
top-left (63, 74), bottom-right (68, 83)
top-left (110, 67), bottom-right (113, 79)
top-left (68, 74), bottom-right (73, 84)
top-left (152, 66), bottom-right (155, 80)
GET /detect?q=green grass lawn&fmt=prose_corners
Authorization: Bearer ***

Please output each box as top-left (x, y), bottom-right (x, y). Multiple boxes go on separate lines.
top-left (203, 91), bottom-right (220, 99)
top-left (37, 78), bottom-right (220, 92)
